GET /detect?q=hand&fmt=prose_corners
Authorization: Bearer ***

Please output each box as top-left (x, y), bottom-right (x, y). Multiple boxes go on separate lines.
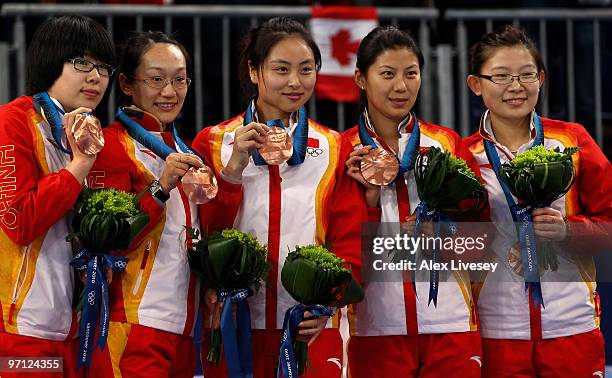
top-left (532, 207), bottom-right (567, 241)
top-left (222, 122), bottom-right (269, 181)
top-left (204, 288), bottom-right (220, 314)
top-left (345, 145), bottom-right (381, 207)
top-left (64, 107), bottom-right (96, 182)
top-left (402, 214), bottom-right (434, 237)
top-left (297, 312), bottom-right (329, 346)
top-left (80, 266), bottom-right (113, 285)
top-left (158, 153), bottom-right (204, 194)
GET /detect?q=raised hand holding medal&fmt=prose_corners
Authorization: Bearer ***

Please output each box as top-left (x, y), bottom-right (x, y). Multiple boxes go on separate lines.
top-left (359, 146), bottom-right (400, 186)
top-left (72, 113), bottom-right (105, 155)
top-left (356, 112), bottom-right (420, 187)
top-left (259, 122), bottom-right (293, 165)
top-left (182, 166), bottom-right (218, 204)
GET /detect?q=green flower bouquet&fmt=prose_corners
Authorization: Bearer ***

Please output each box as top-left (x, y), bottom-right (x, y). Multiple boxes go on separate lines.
top-left (72, 187), bottom-right (150, 252)
top-left (186, 228), bottom-right (269, 369)
top-left (500, 145), bottom-right (579, 270)
top-left (69, 187), bottom-right (149, 370)
top-left (413, 147), bottom-right (486, 306)
top-left (414, 146), bottom-right (486, 214)
top-left (279, 245), bottom-right (364, 377)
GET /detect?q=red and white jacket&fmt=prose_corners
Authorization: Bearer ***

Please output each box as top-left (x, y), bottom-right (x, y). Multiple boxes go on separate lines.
top-left (192, 113), bottom-right (363, 330)
top-left (464, 111), bottom-right (611, 340)
top-left (87, 110), bottom-right (200, 336)
top-left (0, 96), bottom-right (82, 341)
top-left (343, 114), bottom-right (484, 336)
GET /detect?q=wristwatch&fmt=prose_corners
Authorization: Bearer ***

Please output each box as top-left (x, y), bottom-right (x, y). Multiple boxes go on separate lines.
top-left (148, 180), bottom-right (170, 202)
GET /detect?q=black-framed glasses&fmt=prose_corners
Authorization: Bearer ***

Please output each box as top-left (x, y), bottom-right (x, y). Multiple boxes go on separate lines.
top-left (67, 58), bottom-right (115, 77)
top-left (129, 76), bottom-right (192, 90)
top-left (477, 72), bottom-right (539, 85)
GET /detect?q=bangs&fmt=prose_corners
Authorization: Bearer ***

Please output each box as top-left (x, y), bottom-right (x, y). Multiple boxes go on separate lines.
top-left (26, 16), bottom-right (116, 95)
top-left (51, 17), bottom-right (116, 66)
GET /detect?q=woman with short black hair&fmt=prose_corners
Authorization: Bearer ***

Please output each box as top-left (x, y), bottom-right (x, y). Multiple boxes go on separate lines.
top-left (0, 15), bottom-right (115, 378)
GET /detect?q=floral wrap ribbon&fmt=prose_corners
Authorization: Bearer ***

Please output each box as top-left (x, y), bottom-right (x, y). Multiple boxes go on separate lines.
top-left (414, 202), bottom-right (457, 307)
top-left (277, 304), bottom-right (333, 378)
top-left (217, 288), bottom-right (255, 378)
top-left (70, 249), bottom-right (128, 370)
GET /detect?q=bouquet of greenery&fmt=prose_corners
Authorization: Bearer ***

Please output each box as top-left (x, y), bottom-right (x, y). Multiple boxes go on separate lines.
top-left (72, 187), bottom-right (150, 252)
top-left (69, 187), bottom-right (149, 370)
top-left (186, 228), bottom-right (269, 376)
top-left (500, 145), bottom-right (578, 271)
top-left (413, 147), bottom-right (486, 306)
top-left (414, 146), bottom-right (486, 214)
top-left (279, 245), bottom-right (364, 377)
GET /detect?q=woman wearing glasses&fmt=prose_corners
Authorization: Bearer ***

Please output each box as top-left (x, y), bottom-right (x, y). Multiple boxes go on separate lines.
top-left (0, 16), bottom-right (115, 378)
top-left (463, 25), bottom-right (611, 377)
top-left (88, 31), bottom-right (203, 378)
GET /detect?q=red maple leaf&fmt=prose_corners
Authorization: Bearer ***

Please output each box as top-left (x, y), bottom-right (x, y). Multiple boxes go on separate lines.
top-left (330, 29), bottom-right (360, 67)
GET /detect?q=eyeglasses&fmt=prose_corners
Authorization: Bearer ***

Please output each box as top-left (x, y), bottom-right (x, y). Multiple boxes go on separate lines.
top-left (129, 76), bottom-right (192, 90)
top-left (477, 72), bottom-right (539, 85)
top-left (68, 58), bottom-right (115, 77)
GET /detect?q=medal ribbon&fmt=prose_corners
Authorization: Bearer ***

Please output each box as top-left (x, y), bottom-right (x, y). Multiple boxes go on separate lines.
top-left (244, 101), bottom-right (308, 166)
top-left (217, 288), bottom-right (255, 378)
top-left (483, 111), bottom-right (545, 308)
top-left (70, 249), bottom-right (128, 370)
top-left (116, 106), bottom-right (202, 159)
top-left (33, 92), bottom-right (73, 154)
top-left (357, 111), bottom-right (420, 175)
top-left (277, 304), bottom-right (333, 378)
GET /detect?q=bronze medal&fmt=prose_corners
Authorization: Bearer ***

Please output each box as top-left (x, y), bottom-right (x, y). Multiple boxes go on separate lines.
top-left (73, 113), bottom-right (105, 155)
top-left (259, 126), bottom-right (293, 165)
top-left (360, 148), bottom-right (399, 186)
top-left (182, 166), bottom-right (218, 204)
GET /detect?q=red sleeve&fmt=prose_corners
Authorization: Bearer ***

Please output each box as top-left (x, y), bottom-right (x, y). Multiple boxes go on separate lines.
top-left (326, 135), bottom-right (368, 282)
top-left (192, 126), bottom-right (242, 234)
top-left (453, 136), bottom-right (491, 223)
top-left (88, 125), bottom-right (164, 251)
top-left (0, 106), bottom-right (82, 246)
top-left (127, 170), bottom-right (164, 250)
top-left (565, 126), bottom-right (612, 254)
top-left (367, 207), bottom-right (381, 222)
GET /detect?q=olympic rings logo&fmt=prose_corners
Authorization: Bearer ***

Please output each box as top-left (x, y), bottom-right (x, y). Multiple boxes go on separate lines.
top-left (87, 291), bottom-right (96, 305)
top-left (307, 147), bottom-right (323, 157)
top-left (115, 261), bottom-right (127, 270)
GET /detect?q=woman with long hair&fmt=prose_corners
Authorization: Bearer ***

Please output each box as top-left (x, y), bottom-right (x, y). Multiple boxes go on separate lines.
top-left (192, 17), bottom-right (363, 378)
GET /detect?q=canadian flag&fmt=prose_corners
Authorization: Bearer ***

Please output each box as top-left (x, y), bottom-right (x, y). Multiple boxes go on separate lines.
top-left (311, 6), bottom-right (378, 102)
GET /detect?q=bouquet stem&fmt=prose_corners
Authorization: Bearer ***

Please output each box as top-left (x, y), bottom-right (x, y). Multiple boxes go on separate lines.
top-left (293, 339), bottom-right (309, 376)
top-left (537, 240), bottom-right (559, 271)
top-left (206, 301), bottom-right (224, 364)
